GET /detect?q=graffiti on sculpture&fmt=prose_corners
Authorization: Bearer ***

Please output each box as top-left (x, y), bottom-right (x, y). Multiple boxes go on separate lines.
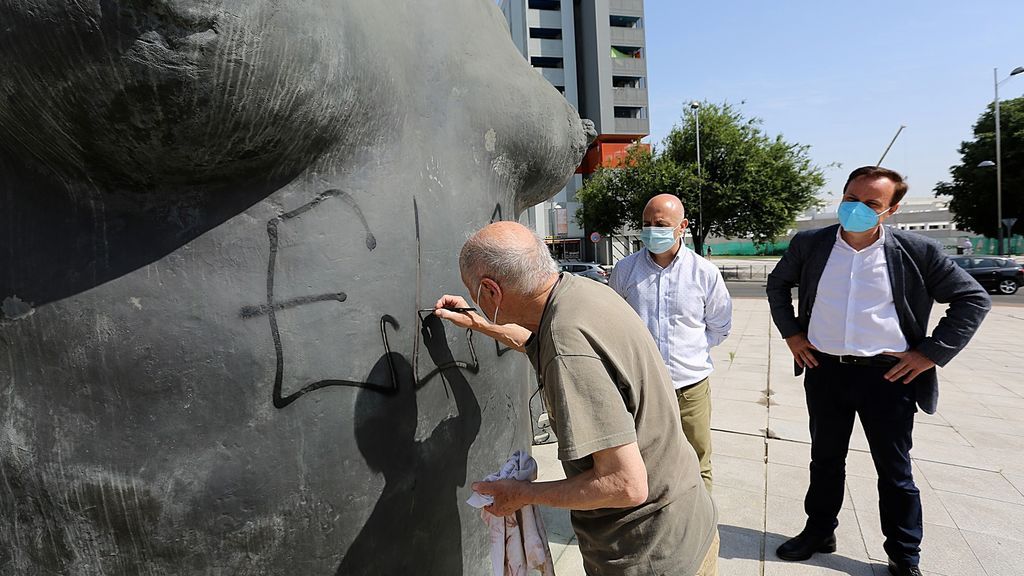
top-left (241, 189), bottom-right (486, 408)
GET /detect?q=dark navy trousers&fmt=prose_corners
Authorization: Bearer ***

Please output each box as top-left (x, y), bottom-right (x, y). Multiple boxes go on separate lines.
top-left (802, 354), bottom-right (922, 566)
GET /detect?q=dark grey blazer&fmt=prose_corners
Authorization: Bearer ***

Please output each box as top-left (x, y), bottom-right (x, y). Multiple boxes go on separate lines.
top-left (766, 224), bottom-right (991, 414)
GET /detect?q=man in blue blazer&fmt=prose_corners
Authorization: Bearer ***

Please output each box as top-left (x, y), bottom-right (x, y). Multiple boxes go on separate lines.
top-left (766, 166), bottom-right (991, 576)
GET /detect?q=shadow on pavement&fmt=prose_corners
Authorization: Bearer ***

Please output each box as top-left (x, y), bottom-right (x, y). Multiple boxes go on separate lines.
top-left (719, 524), bottom-right (882, 575)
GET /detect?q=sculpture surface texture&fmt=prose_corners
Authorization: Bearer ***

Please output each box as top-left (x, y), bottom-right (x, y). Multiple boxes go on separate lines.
top-left (0, 1), bottom-right (591, 573)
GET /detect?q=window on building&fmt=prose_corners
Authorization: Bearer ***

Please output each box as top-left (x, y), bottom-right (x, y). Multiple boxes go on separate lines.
top-left (528, 0), bottom-right (560, 10)
top-left (530, 56), bottom-right (563, 68)
top-left (529, 27), bottom-right (562, 39)
top-left (610, 45), bottom-right (642, 59)
top-left (609, 15), bottom-right (642, 28)
top-left (614, 106), bottom-right (646, 119)
top-left (612, 76), bottom-right (644, 88)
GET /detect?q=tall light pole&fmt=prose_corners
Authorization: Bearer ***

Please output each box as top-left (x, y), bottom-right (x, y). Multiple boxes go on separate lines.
top-left (993, 66), bottom-right (1024, 255)
top-left (690, 101), bottom-right (702, 254)
top-left (549, 202), bottom-right (564, 238)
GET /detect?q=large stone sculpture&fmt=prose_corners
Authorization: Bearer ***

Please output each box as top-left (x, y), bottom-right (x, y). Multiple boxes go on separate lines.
top-left (0, 1), bottom-right (591, 574)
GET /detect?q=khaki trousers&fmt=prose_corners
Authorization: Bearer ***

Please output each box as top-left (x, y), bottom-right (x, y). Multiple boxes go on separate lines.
top-left (694, 529), bottom-right (720, 576)
top-left (676, 377), bottom-right (713, 493)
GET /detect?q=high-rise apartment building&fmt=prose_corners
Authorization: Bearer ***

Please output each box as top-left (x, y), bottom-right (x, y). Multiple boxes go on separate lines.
top-left (500, 0), bottom-right (649, 262)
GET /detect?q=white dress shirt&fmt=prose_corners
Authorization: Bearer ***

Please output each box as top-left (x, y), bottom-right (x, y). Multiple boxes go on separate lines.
top-left (609, 245), bottom-right (732, 388)
top-left (807, 227), bottom-right (908, 356)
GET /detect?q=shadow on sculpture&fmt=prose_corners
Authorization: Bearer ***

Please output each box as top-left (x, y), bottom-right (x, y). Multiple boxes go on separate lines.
top-left (337, 314), bottom-right (481, 575)
top-left (0, 157), bottom-right (301, 308)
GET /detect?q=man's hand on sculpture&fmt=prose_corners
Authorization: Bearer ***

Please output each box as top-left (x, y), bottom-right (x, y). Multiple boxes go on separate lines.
top-left (884, 350), bottom-right (936, 384)
top-left (785, 333), bottom-right (819, 369)
top-left (434, 295), bottom-right (489, 331)
top-left (473, 478), bottom-right (532, 517)
top-left (434, 294), bottom-right (531, 352)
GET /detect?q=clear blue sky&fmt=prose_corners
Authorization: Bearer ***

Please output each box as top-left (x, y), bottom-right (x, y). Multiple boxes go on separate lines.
top-left (644, 0), bottom-right (1024, 199)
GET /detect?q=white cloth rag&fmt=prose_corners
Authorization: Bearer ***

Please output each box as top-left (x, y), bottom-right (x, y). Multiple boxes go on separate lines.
top-left (467, 450), bottom-right (555, 576)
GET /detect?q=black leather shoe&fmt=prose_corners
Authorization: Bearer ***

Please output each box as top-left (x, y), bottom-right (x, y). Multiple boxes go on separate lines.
top-left (887, 559), bottom-right (923, 576)
top-left (775, 530), bottom-right (837, 561)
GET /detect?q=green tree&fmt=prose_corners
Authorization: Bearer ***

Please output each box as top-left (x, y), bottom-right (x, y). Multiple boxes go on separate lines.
top-left (935, 96), bottom-right (1024, 238)
top-left (575, 102), bottom-right (825, 256)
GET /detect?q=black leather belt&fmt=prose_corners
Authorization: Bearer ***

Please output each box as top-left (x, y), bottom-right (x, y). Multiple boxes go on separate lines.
top-left (816, 351), bottom-right (900, 368)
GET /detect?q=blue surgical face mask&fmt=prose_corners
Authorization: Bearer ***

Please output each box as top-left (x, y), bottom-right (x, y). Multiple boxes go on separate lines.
top-left (639, 226), bottom-right (678, 254)
top-left (837, 201), bottom-right (893, 233)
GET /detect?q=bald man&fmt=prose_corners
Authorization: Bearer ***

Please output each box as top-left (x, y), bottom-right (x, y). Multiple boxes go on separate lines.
top-left (434, 222), bottom-right (719, 576)
top-left (609, 194), bottom-right (732, 493)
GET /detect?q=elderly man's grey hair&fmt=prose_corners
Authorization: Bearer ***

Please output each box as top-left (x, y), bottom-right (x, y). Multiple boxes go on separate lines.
top-left (460, 224), bottom-right (560, 296)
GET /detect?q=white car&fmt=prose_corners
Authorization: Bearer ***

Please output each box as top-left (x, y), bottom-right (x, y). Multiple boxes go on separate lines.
top-left (558, 261), bottom-right (609, 284)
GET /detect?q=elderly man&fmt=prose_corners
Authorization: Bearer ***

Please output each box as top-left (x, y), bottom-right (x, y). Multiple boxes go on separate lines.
top-left (767, 166), bottom-right (990, 576)
top-left (434, 221), bottom-right (718, 576)
top-left (610, 194), bottom-right (732, 493)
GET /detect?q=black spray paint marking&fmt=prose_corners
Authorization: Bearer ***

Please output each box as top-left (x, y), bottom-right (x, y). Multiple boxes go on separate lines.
top-left (248, 189), bottom-right (400, 408)
top-left (412, 197), bottom-right (423, 381)
top-left (411, 196), bottom-right (483, 387)
top-left (239, 292), bottom-right (347, 318)
top-left (242, 189), bottom-right (493, 409)
top-left (270, 315), bottom-right (403, 408)
top-left (415, 310), bottom-right (480, 389)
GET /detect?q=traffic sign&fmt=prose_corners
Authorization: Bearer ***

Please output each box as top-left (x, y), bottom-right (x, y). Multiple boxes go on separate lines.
top-left (1002, 218), bottom-right (1017, 229)
top-left (589, 232), bottom-right (602, 243)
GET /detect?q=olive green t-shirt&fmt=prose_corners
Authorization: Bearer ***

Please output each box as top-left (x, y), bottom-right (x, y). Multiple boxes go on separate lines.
top-left (525, 273), bottom-right (717, 576)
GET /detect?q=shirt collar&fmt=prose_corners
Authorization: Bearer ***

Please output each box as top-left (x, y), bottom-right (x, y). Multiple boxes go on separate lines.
top-left (835, 225), bottom-right (886, 252)
top-left (644, 242), bottom-right (688, 269)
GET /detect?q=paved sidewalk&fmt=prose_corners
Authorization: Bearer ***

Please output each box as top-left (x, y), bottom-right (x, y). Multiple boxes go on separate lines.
top-left (534, 298), bottom-right (1024, 576)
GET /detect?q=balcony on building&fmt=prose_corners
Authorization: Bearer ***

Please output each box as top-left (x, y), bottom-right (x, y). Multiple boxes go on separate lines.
top-left (610, 45), bottom-right (646, 75)
top-left (613, 106), bottom-right (649, 135)
top-left (609, 14), bottom-right (644, 46)
top-left (609, 0), bottom-right (644, 17)
top-left (540, 67), bottom-right (566, 86)
top-left (529, 36), bottom-right (564, 57)
top-left (612, 86), bottom-right (648, 107)
top-left (613, 75), bottom-right (647, 106)
top-left (526, 6), bottom-right (562, 28)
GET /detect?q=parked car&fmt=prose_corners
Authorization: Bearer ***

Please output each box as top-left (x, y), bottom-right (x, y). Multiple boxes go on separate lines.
top-left (951, 256), bottom-right (1024, 295)
top-left (558, 261), bottom-right (610, 284)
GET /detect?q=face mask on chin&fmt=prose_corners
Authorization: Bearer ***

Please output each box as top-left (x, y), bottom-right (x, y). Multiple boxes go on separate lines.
top-left (475, 282), bottom-right (500, 325)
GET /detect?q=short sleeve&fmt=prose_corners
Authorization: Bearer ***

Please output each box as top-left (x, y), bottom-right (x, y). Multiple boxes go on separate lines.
top-left (542, 354), bottom-right (637, 462)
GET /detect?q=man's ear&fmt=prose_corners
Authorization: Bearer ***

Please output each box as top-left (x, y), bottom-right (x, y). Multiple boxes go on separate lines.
top-left (480, 277), bottom-right (501, 300)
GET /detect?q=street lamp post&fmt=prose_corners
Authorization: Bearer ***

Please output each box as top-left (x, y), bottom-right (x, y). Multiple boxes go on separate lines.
top-left (690, 101), bottom-right (702, 254)
top-left (993, 66), bottom-right (1024, 255)
top-left (548, 202), bottom-right (563, 239)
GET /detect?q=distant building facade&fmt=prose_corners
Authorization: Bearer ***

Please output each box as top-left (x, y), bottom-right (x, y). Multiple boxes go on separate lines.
top-left (501, 0), bottom-right (649, 262)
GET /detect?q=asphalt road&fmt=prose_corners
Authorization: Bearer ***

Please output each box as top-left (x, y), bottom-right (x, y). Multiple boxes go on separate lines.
top-left (725, 281), bottom-right (1024, 306)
